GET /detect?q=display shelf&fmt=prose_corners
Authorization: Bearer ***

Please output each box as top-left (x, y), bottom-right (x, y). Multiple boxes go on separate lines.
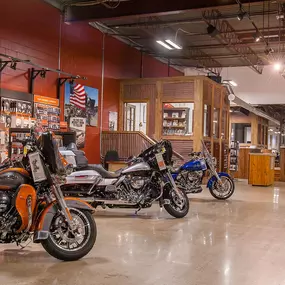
top-left (229, 141), bottom-right (239, 172)
top-left (162, 106), bottom-right (189, 136)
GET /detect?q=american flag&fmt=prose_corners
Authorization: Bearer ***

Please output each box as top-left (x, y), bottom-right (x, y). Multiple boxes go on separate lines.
top-left (70, 83), bottom-right (87, 109)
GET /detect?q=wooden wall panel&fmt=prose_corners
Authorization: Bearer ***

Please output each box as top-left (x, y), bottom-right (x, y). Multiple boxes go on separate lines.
top-left (102, 132), bottom-right (152, 159)
top-left (203, 81), bottom-right (212, 105)
top-left (170, 140), bottom-right (194, 159)
top-left (213, 141), bottom-right (221, 171)
top-left (235, 148), bottom-right (250, 179)
top-left (162, 82), bottom-right (194, 100)
top-left (214, 88), bottom-right (221, 107)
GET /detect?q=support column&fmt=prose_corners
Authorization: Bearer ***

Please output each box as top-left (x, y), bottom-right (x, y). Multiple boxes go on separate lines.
top-left (193, 79), bottom-right (203, 152)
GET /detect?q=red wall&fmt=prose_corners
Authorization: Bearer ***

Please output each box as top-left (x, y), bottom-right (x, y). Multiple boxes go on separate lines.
top-left (0, 0), bottom-right (183, 163)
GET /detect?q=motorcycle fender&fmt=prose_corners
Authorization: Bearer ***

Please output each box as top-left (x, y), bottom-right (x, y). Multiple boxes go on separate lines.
top-left (207, 172), bottom-right (230, 189)
top-left (33, 197), bottom-right (94, 243)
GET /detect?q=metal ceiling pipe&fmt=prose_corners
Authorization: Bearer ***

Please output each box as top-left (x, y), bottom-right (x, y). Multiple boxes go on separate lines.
top-left (223, 83), bottom-right (280, 126)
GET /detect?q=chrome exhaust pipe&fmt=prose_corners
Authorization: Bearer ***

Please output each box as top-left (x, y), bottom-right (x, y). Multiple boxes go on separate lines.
top-left (79, 197), bottom-right (136, 206)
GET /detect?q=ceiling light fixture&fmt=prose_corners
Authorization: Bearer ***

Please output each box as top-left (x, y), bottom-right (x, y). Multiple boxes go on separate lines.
top-left (237, 4), bottom-right (246, 21)
top-left (165, 39), bottom-right (182, 49)
top-left (156, 40), bottom-right (173, 50)
top-left (274, 62), bottom-right (282, 71)
top-left (265, 47), bottom-right (274, 55)
top-left (253, 31), bottom-right (261, 42)
top-left (228, 94), bottom-right (236, 101)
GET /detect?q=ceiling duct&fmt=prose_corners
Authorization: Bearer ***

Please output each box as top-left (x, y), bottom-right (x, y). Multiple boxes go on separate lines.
top-left (223, 83), bottom-right (280, 126)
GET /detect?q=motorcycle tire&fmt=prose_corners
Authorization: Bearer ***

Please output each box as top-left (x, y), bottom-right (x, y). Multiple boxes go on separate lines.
top-left (209, 176), bottom-right (235, 200)
top-left (41, 209), bottom-right (97, 261)
top-left (163, 186), bottom-right (189, 218)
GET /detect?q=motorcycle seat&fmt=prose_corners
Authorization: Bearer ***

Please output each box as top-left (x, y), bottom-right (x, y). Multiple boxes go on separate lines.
top-left (88, 164), bottom-right (121, 179)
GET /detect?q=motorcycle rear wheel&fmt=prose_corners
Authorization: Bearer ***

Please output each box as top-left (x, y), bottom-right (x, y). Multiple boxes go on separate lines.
top-left (41, 208), bottom-right (96, 261)
top-left (163, 186), bottom-right (189, 218)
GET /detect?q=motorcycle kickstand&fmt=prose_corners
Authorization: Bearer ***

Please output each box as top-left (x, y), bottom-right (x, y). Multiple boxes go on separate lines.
top-left (135, 207), bottom-right (142, 215)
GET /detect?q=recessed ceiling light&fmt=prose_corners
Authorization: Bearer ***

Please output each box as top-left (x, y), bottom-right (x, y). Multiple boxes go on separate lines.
top-left (156, 40), bottom-right (173, 50)
top-left (165, 39), bottom-right (182, 49)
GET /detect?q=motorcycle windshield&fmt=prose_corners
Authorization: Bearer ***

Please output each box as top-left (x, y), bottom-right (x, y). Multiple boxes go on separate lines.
top-left (39, 132), bottom-right (65, 174)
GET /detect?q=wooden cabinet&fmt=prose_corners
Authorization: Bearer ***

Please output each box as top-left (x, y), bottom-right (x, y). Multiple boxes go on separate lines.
top-left (249, 153), bottom-right (275, 186)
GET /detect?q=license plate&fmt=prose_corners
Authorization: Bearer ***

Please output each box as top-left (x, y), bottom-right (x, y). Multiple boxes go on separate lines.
top-left (28, 152), bottom-right (47, 182)
top-left (155, 152), bottom-right (166, 171)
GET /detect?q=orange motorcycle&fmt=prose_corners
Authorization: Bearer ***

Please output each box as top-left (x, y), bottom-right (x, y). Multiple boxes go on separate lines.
top-left (0, 132), bottom-right (96, 261)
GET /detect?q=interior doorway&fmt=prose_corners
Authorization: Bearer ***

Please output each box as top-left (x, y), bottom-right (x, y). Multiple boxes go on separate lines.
top-left (124, 102), bottom-right (147, 134)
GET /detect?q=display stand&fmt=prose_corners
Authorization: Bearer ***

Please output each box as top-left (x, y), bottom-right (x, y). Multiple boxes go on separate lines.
top-left (8, 128), bottom-right (31, 160)
top-left (230, 141), bottom-right (239, 178)
top-left (34, 95), bottom-right (60, 131)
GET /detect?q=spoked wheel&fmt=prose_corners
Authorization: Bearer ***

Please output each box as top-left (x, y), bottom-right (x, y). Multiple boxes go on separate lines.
top-left (41, 208), bottom-right (96, 261)
top-left (209, 176), bottom-right (235, 200)
top-left (163, 185), bottom-right (189, 218)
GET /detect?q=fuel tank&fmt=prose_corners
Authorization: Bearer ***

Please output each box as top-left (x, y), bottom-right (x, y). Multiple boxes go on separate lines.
top-left (0, 168), bottom-right (30, 190)
top-left (122, 162), bottom-right (151, 174)
top-left (180, 159), bottom-right (207, 172)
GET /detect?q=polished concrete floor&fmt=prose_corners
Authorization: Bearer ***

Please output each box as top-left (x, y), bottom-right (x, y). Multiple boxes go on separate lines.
top-left (2, 180), bottom-right (285, 284)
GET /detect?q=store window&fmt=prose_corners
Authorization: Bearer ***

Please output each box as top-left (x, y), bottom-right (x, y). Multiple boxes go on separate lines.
top-left (124, 102), bottom-right (147, 134)
top-left (213, 108), bottom-right (220, 139)
top-left (162, 103), bottom-right (194, 136)
top-left (231, 123), bottom-right (251, 143)
top-left (221, 110), bottom-right (228, 140)
top-left (203, 104), bottom-right (211, 137)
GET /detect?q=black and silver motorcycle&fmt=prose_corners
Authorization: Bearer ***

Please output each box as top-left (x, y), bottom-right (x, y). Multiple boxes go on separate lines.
top-left (61, 140), bottom-right (189, 218)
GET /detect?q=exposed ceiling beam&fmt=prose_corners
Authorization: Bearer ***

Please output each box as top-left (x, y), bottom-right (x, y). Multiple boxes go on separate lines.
top-left (64, 0), bottom-right (270, 22)
top-left (107, 9), bottom-right (278, 28)
top-left (202, 9), bottom-right (264, 74)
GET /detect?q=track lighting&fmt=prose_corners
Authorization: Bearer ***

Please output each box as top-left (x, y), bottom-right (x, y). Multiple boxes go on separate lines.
top-left (264, 47), bottom-right (274, 55)
top-left (10, 61), bottom-right (17, 70)
top-left (237, 11), bottom-right (246, 21)
top-left (254, 32), bottom-right (261, 42)
top-left (237, 3), bottom-right (246, 21)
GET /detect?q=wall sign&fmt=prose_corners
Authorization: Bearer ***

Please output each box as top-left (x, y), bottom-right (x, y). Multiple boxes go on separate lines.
top-left (69, 117), bottom-right (86, 149)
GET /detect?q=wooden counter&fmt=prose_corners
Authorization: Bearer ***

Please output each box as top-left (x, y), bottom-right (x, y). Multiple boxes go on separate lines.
top-left (249, 153), bottom-right (275, 186)
top-left (107, 161), bottom-right (127, 172)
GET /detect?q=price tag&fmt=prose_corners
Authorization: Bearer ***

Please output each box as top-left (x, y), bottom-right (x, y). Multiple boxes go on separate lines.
top-left (155, 152), bottom-right (166, 170)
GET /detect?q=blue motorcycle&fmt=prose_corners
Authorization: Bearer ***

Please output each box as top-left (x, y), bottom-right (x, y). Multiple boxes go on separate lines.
top-left (172, 141), bottom-right (235, 200)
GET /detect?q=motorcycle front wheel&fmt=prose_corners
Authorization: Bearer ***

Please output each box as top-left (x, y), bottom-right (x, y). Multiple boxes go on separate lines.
top-left (163, 185), bottom-right (189, 218)
top-left (41, 208), bottom-right (96, 261)
top-left (209, 176), bottom-right (235, 200)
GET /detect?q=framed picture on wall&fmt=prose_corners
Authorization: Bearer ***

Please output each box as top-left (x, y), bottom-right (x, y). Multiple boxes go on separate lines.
top-left (64, 82), bottom-right (99, 127)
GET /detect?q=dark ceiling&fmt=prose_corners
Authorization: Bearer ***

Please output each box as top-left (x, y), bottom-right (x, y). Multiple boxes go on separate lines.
top-left (45, 0), bottom-right (285, 75)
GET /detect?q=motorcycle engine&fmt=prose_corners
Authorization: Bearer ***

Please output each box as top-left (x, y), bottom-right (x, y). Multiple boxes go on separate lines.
top-left (0, 192), bottom-right (11, 214)
top-left (177, 170), bottom-right (203, 192)
top-left (130, 176), bottom-right (145, 190)
top-left (119, 176), bottom-right (149, 203)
